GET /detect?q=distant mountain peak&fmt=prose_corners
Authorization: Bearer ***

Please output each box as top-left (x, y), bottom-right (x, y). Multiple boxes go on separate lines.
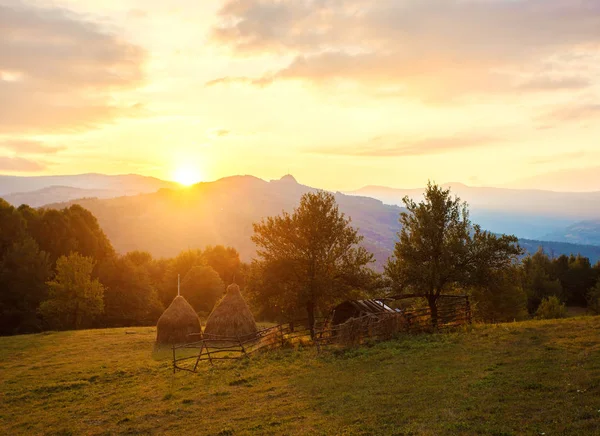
top-left (279, 174), bottom-right (298, 184)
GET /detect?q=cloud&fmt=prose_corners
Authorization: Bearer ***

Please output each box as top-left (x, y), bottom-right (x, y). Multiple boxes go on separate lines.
top-left (0, 139), bottom-right (66, 155)
top-left (209, 0), bottom-right (600, 101)
top-left (205, 76), bottom-right (272, 87)
top-left (0, 1), bottom-right (145, 134)
top-left (309, 134), bottom-right (500, 157)
top-left (0, 156), bottom-right (46, 171)
top-left (215, 129), bottom-right (231, 137)
top-left (540, 104), bottom-right (600, 124)
top-left (529, 151), bottom-right (591, 165)
top-left (127, 9), bottom-right (147, 19)
top-left (516, 76), bottom-right (591, 92)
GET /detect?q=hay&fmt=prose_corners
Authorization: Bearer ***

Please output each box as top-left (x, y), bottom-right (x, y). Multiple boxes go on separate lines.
top-left (156, 296), bottom-right (201, 345)
top-left (203, 284), bottom-right (258, 340)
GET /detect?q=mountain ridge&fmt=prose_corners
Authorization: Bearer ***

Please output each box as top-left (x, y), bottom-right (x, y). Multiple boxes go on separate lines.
top-left (33, 175), bottom-right (600, 268)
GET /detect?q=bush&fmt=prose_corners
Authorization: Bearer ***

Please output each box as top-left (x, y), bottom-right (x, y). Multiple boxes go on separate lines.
top-left (587, 282), bottom-right (600, 315)
top-left (535, 296), bottom-right (567, 320)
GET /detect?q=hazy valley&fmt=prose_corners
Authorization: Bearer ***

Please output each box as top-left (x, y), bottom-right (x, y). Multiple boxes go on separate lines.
top-left (3, 173), bottom-right (600, 267)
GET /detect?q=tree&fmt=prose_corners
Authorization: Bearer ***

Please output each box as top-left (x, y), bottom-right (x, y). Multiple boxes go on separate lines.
top-left (201, 245), bottom-right (241, 284)
top-left (159, 249), bottom-right (204, 306)
top-left (587, 280), bottom-right (600, 315)
top-left (385, 182), bottom-right (522, 326)
top-left (470, 266), bottom-right (528, 323)
top-left (250, 191), bottom-right (376, 336)
top-left (535, 296), bottom-right (567, 320)
top-left (0, 238), bottom-right (51, 334)
top-left (522, 250), bottom-right (563, 313)
top-left (0, 199), bottom-right (26, 256)
top-left (96, 256), bottom-right (163, 327)
top-left (27, 205), bottom-right (114, 266)
top-left (555, 255), bottom-right (597, 306)
top-left (39, 253), bottom-right (105, 330)
top-left (181, 265), bottom-right (225, 313)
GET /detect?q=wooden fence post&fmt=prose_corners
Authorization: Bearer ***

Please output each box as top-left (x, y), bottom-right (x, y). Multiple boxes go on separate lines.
top-left (205, 341), bottom-right (214, 366)
top-left (193, 341), bottom-right (205, 372)
top-left (465, 296), bottom-right (472, 325)
top-left (279, 324), bottom-right (285, 347)
top-left (237, 335), bottom-right (249, 359)
top-left (172, 345), bottom-right (177, 374)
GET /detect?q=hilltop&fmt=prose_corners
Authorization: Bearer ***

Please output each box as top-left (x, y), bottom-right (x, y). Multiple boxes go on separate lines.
top-left (0, 173), bottom-right (178, 206)
top-left (349, 184), bottom-right (600, 240)
top-left (32, 175), bottom-right (600, 267)
top-left (1, 317), bottom-right (599, 435)
top-left (43, 175), bottom-right (402, 267)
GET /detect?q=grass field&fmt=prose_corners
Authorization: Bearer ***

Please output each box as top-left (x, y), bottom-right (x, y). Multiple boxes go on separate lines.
top-left (1, 317), bottom-right (600, 436)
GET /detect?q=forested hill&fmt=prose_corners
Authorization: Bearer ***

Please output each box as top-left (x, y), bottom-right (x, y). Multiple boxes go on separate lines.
top-left (38, 175), bottom-right (600, 268)
top-left (45, 175), bottom-right (401, 267)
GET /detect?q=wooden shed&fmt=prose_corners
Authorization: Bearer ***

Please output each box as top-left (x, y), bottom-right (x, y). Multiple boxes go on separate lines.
top-left (331, 299), bottom-right (397, 326)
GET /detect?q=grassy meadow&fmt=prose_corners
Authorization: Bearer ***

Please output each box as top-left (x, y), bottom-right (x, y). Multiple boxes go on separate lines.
top-left (1, 317), bottom-right (600, 436)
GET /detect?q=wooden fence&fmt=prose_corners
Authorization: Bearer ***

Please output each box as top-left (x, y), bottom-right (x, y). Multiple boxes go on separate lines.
top-left (172, 295), bottom-right (471, 373)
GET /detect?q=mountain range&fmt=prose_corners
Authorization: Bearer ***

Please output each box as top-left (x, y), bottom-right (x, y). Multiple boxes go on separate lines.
top-left (2, 173), bottom-right (600, 266)
top-left (348, 184), bottom-right (600, 241)
top-left (0, 174), bottom-right (590, 269)
top-left (0, 174), bottom-right (177, 207)
top-left (33, 175), bottom-right (400, 267)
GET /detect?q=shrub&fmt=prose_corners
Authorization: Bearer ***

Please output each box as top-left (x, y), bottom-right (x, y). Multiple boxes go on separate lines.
top-left (587, 282), bottom-right (600, 315)
top-left (535, 296), bottom-right (567, 320)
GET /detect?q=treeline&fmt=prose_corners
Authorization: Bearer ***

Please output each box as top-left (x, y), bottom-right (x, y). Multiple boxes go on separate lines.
top-left (243, 186), bottom-right (600, 328)
top-left (0, 199), bottom-right (243, 335)
top-left (472, 251), bottom-right (600, 323)
top-left (2, 185), bottom-right (600, 336)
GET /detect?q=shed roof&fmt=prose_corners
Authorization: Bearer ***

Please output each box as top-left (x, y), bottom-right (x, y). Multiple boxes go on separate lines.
top-left (337, 299), bottom-right (396, 314)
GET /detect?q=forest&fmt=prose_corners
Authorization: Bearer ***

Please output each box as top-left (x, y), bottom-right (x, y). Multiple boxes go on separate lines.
top-left (1, 184), bottom-right (599, 336)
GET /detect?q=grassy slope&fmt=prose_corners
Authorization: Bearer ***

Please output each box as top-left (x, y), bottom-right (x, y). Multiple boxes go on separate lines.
top-left (1, 318), bottom-right (600, 436)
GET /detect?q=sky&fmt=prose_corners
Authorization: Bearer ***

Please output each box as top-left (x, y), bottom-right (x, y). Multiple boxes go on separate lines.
top-left (1, 0), bottom-right (600, 191)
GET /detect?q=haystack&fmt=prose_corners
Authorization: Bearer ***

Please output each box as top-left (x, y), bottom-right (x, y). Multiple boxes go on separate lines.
top-left (156, 296), bottom-right (201, 345)
top-left (203, 284), bottom-right (258, 339)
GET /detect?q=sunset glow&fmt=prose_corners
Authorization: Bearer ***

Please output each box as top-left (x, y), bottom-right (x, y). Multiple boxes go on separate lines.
top-left (2, 1), bottom-right (600, 191)
top-left (173, 166), bottom-right (202, 186)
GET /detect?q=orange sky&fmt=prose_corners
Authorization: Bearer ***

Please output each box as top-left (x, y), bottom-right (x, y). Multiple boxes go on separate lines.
top-left (1, 0), bottom-right (600, 191)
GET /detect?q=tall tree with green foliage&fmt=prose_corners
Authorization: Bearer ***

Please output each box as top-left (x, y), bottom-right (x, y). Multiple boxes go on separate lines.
top-left (39, 253), bottom-right (105, 330)
top-left (0, 238), bottom-right (51, 334)
top-left (0, 199), bottom-right (26, 255)
top-left (470, 266), bottom-right (528, 323)
top-left (385, 182), bottom-right (522, 326)
top-left (521, 250), bottom-right (564, 313)
top-left (201, 245), bottom-right (241, 284)
top-left (250, 191), bottom-right (376, 336)
top-left (587, 280), bottom-right (600, 315)
top-left (181, 265), bottom-right (225, 313)
top-left (96, 255), bottom-right (163, 327)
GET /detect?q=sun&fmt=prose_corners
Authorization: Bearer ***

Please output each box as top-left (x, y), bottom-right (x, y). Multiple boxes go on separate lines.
top-left (173, 166), bottom-right (202, 186)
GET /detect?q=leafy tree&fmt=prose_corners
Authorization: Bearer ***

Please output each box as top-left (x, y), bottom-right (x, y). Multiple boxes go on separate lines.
top-left (0, 238), bottom-right (51, 334)
top-left (250, 191), bottom-right (376, 336)
top-left (159, 249), bottom-right (204, 306)
top-left (0, 199), bottom-right (26, 256)
top-left (470, 266), bottom-right (528, 323)
top-left (587, 280), bottom-right (600, 315)
top-left (535, 296), bottom-right (567, 320)
top-left (201, 245), bottom-right (241, 284)
top-left (522, 250), bottom-right (564, 313)
top-left (181, 265), bottom-right (225, 313)
top-left (97, 256), bottom-right (163, 327)
top-left (556, 255), bottom-right (597, 306)
top-left (39, 253), bottom-right (105, 330)
top-left (123, 250), bottom-right (154, 267)
top-left (28, 206), bottom-right (114, 266)
top-left (385, 182), bottom-right (522, 326)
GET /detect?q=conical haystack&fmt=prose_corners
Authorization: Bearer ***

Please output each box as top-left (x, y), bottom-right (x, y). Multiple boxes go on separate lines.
top-left (156, 296), bottom-right (201, 345)
top-left (203, 284), bottom-right (258, 339)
